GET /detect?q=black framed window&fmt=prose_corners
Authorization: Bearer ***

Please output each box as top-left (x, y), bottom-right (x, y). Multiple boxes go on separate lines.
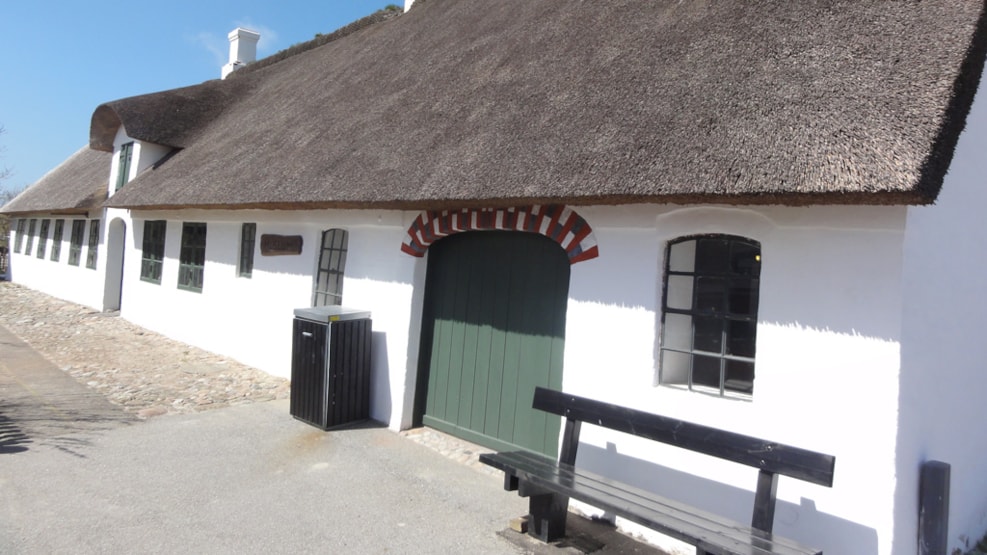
top-left (659, 235), bottom-right (761, 397)
top-left (24, 219), bottom-right (37, 255)
top-left (36, 219), bottom-right (50, 259)
top-left (141, 220), bottom-right (167, 283)
top-left (115, 142), bottom-right (134, 192)
top-left (85, 219), bottom-right (100, 270)
top-left (13, 219), bottom-right (26, 253)
top-left (50, 219), bottom-right (64, 262)
top-left (178, 222), bottom-right (206, 292)
top-left (68, 220), bottom-right (86, 266)
top-left (313, 228), bottom-right (348, 306)
top-left (238, 223), bottom-right (256, 278)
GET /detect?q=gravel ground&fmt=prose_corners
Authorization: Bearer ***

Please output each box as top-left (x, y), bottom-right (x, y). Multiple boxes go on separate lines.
top-left (0, 281), bottom-right (290, 418)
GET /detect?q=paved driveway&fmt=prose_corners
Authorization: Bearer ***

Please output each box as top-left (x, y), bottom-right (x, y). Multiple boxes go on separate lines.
top-left (0, 323), bottom-right (531, 554)
top-left (0, 322), bottom-right (664, 554)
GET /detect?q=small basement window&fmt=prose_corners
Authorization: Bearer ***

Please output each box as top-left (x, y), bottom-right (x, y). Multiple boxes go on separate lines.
top-left (659, 235), bottom-right (761, 398)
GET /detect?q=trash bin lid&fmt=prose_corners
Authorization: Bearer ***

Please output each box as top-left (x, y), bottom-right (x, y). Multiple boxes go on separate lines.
top-left (294, 306), bottom-right (371, 323)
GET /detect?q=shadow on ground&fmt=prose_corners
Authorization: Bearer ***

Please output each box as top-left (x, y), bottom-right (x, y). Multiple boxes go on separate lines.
top-left (0, 412), bottom-right (30, 454)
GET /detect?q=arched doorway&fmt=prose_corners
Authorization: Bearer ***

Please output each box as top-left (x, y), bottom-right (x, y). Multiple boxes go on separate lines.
top-left (414, 230), bottom-right (570, 456)
top-left (102, 218), bottom-right (126, 312)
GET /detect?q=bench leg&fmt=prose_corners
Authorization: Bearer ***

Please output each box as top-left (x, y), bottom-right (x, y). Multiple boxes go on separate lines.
top-left (527, 493), bottom-right (569, 542)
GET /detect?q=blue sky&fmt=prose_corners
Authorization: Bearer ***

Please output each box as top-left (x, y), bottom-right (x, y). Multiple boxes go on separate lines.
top-left (0, 0), bottom-right (398, 195)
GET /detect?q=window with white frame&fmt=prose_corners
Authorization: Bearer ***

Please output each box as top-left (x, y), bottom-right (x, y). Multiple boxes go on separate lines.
top-left (238, 223), bottom-right (256, 278)
top-left (115, 142), bottom-right (134, 192)
top-left (24, 219), bottom-right (37, 255)
top-left (85, 219), bottom-right (100, 270)
top-left (312, 229), bottom-right (348, 306)
top-left (178, 222), bottom-right (206, 292)
top-left (68, 220), bottom-right (85, 266)
top-left (13, 219), bottom-right (26, 253)
top-left (659, 235), bottom-right (761, 397)
top-left (141, 220), bottom-right (167, 283)
top-left (36, 219), bottom-right (50, 259)
top-left (50, 219), bottom-right (64, 262)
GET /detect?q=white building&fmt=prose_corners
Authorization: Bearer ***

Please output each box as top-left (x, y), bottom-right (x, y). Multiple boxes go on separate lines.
top-left (4, 2), bottom-right (987, 553)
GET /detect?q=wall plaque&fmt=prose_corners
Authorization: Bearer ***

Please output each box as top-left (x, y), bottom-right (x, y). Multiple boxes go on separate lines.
top-left (260, 234), bottom-right (303, 256)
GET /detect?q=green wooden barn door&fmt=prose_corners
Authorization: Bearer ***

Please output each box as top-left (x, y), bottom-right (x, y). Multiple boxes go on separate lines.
top-left (418, 231), bottom-right (570, 457)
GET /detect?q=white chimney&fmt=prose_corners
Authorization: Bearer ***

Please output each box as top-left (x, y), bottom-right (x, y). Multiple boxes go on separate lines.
top-left (222, 28), bottom-right (261, 79)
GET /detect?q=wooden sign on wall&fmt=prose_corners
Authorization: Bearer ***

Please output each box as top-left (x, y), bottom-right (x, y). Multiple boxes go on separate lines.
top-left (260, 234), bottom-right (303, 256)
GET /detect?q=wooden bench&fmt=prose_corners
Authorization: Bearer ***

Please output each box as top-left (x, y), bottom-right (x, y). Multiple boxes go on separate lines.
top-left (479, 387), bottom-right (836, 555)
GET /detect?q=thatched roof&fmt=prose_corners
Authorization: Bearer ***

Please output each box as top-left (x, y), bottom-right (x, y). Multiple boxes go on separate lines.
top-left (1, 148), bottom-right (110, 215)
top-left (94, 0), bottom-right (987, 210)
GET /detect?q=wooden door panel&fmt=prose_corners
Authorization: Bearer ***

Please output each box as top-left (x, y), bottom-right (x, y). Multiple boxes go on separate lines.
top-left (419, 231), bottom-right (569, 456)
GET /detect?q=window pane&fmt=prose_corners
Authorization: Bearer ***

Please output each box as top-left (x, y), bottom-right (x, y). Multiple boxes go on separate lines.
top-left (693, 316), bottom-right (723, 354)
top-left (726, 320), bottom-right (757, 358)
top-left (668, 239), bottom-right (695, 272)
top-left (660, 350), bottom-right (691, 386)
top-left (730, 241), bottom-right (761, 277)
top-left (728, 278), bottom-right (759, 315)
top-left (665, 275), bottom-right (693, 310)
top-left (695, 276), bottom-right (725, 313)
top-left (661, 313), bottom-right (692, 351)
top-left (692, 355), bottom-right (721, 389)
top-left (724, 360), bottom-right (755, 394)
top-left (695, 238), bottom-right (729, 274)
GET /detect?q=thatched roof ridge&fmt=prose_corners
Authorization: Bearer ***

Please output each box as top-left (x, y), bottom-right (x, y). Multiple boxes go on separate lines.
top-left (1, 148), bottom-right (110, 215)
top-left (229, 7), bottom-right (403, 79)
top-left (101, 0), bottom-right (987, 210)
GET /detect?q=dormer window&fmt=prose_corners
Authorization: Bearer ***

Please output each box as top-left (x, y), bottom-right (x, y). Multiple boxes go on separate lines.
top-left (115, 142), bottom-right (134, 192)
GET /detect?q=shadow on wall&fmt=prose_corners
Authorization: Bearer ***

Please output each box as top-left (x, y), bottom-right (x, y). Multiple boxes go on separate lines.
top-left (577, 442), bottom-right (878, 554)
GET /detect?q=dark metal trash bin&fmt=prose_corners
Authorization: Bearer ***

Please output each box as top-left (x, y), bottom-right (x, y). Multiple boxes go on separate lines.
top-left (290, 306), bottom-right (372, 430)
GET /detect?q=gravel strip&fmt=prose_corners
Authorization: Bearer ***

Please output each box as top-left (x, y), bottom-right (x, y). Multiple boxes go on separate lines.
top-left (0, 281), bottom-right (289, 418)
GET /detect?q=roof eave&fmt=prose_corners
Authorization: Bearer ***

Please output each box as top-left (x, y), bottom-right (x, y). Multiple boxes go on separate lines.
top-left (103, 189), bottom-right (935, 212)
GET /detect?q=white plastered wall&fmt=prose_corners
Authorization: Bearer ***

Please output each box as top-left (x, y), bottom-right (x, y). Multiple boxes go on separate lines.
top-left (5, 213), bottom-right (108, 309)
top-left (898, 80), bottom-right (987, 554)
top-left (119, 209), bottom-right (423, 430)
top-left (562, 204), bottom-right (906, 555)
top-left (114, 201), bottom-right (909, 553)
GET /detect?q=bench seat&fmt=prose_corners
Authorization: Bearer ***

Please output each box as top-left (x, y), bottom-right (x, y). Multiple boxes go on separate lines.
top-left (480, 449), bottom-right (821, 555)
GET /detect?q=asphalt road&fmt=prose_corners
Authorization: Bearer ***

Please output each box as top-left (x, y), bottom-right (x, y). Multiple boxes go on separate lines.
top-left (0, 322), bottom-right (663, 554)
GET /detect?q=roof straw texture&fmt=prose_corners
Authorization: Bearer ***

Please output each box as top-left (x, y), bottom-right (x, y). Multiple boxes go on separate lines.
top-left (88, 0), bottom-right (987, 209)
top-left (1, 148), bottom-right (110, 215)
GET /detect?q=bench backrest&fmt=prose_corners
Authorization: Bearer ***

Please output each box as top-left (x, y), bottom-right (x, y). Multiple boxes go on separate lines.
top-left (533, 387), bottom-right (835, 487)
